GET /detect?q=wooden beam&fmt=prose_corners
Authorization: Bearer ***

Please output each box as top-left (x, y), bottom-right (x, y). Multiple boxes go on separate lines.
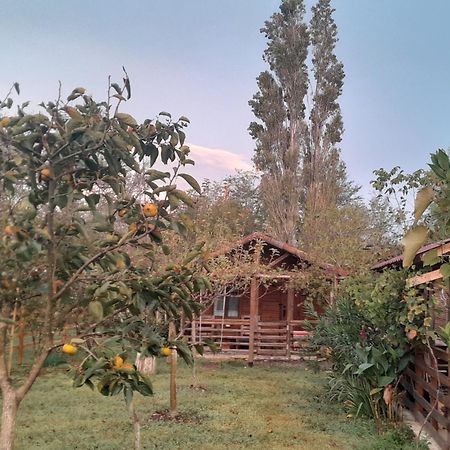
top-left (267, 253), bottom-right (290, 268)
top-left (248, 277), bottom-right (259, 366)
top-left (429, 242), bottom-right (450, 258)
top-left (407, 269), bottom-right (443, 287)
top-left (256, 273), bottom-right (292, 280)
top-left (191, 318), bottom-right (196, 344)
top-left (286, 288), bottom-right (294, 359)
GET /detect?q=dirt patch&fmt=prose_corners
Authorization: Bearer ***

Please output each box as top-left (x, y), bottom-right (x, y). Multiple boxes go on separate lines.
top-left (147, 409), bottom-right (205, 424)
top-left (189, 383), bottom-right (208, 391)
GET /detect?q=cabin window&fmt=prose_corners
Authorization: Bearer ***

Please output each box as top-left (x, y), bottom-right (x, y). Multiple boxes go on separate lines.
top-left (214, 297), bottom-right (225, 316)
top-left (213, 294), bottom-right (240, 318)
top-left (227, 295), bottom-right (240, 318)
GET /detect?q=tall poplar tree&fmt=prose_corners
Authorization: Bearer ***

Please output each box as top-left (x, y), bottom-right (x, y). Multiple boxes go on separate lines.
top-left (304, 0), bottom-right (346, 213)
top-left (249, 0), bottom-right (349, 245)
top-left (249, 0), bottom-right (309, 244)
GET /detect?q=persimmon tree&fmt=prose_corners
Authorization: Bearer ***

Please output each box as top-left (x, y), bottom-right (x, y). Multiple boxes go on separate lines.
top-left (0, 76), bottom-right (209, 450)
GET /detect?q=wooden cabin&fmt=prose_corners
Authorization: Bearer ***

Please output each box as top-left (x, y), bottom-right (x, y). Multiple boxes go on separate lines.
top-left (186, 232), bottom-right (346, 363)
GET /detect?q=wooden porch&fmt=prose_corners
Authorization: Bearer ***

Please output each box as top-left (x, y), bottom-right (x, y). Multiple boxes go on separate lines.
top-left (185, 317), bottom-right (311, 361)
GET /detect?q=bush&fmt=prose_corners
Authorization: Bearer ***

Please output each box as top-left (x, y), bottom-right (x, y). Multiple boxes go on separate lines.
top-left (311, 269), bottom-right (433, 420)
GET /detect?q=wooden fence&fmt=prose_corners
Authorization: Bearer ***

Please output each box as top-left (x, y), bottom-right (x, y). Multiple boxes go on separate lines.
top-left (401, 344), bottom-right (450, 449)
top-left (8, 324), bottom-right (74, 367)
top-left (185, 318), bottom-right (311, 359)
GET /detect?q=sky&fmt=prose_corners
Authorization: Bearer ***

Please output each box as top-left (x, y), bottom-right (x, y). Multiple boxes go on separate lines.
top-left (1, 0), bottom-right (450, 199)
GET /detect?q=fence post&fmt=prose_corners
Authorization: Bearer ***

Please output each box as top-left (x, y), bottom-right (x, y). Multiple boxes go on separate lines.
top-left (248, 277), bottom-right (259, 366)
top-left (286, 288), bottom-right (294, 359)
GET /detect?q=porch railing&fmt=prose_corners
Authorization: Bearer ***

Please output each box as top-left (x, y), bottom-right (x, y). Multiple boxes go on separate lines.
top-left (184, 318), bottom-right (312, 358)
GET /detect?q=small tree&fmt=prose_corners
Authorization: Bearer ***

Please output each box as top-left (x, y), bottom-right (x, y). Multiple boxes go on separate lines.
top-left (0, 76), bottom-right (208, 450)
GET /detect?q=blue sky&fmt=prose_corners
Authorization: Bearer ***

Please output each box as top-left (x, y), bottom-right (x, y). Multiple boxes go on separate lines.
top-left (2, 0), bottom-right (450, 197)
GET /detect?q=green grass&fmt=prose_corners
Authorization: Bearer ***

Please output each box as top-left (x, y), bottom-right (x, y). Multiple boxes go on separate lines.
top-left (12, 359), bottom-right (426, 449)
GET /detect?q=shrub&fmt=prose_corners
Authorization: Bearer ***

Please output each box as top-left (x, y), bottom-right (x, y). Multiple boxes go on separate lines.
top-left (311, 269), bottom-right (433, 421)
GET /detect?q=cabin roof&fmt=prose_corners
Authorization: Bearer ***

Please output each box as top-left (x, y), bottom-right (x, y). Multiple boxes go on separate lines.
top-left (209, 232), bottom-right (347, 277)
top-left (371, 238), bottom-right (450, 271)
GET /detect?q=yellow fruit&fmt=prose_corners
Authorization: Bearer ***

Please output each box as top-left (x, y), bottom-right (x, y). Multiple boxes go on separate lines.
top-left (119, 363), bottom-right (135, 373)
top-left (161, 347), bottom-right (172, 357)
top-left (40, 167), bottom-right (52, 182)
top-left (143, 203), bottom-right (158, 218)
top-left (118, 208), bottom-right (129, 218)
top-left (128, 223), bottom-right (138, 233)
top-left (115, 259), bottom-right (126, 270)
top-left (4, 225), bottom-right (17, 236)
top-left (113, 356), bottom-right (124, 368)
top-left (0, 117), bottom-right (11, 127)
top-left (62, 344), bottom-right (77, 355)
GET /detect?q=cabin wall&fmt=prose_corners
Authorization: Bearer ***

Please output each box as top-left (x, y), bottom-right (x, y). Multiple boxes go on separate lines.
top-left (201, 284), bottom-right (312, 321)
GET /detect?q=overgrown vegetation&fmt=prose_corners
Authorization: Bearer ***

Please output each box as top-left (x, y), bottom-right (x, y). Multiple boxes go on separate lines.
top-left (310, 270), bottom-right (434, 421)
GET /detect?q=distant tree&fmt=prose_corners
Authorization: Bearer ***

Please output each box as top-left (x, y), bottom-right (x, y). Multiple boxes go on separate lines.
top-left (249, 0), bottom-right (351, 246)
top-left (184, 171), bottom-right (264, 248)
top-left (249, 0), bottom-right (309, 244)
top-left (304, 0), bottom-right (346, 212)
top-left (301, 197), bottom-right (399, 272)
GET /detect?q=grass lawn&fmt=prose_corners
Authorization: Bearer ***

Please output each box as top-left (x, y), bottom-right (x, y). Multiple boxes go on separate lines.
top-left (12, 358), bottom-right (425, 450)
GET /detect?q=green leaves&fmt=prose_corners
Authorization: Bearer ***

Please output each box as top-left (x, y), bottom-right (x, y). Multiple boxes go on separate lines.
top-left (440, 263), bottom-right (450, 280)
top-left (401, 225), bottom-right (428, 268)
top-left (178, 173), bottom-right (201, 194)
top-left (171, 190), bottom-right (195, 208)
top-left (145, 169), bottom-right (170, 182)
top-left (430, 149), bottom-right (450, 180)
top-left (354, 362), bottom-right (374, 375)
top-left (422, 249), bottom-right (440, 267)
top-left (413, 186), bottom-right (433, 222)
top-left (88, 301), bottom-right (104, 321)
top-left (115, 113), bottom-right (137, 128)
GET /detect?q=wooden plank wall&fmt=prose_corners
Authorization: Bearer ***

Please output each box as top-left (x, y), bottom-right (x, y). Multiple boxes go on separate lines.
top-left (202, 286), bottom-right (307, 321)
top-left (401, 345), bottom-right (450, 449)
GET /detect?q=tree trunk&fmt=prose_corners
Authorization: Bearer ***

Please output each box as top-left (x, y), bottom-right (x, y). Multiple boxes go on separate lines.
top-left (128, 398), bottom-right (141, 450)
top-left (0, 387), bottom-right (18, 450)
top-left (169, 347), bottom-right (177, 417)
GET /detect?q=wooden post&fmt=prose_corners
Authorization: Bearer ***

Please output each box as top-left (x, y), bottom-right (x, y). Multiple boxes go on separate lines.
top-left (248, 277), bottom-right (259, 366)
top-left (286, 288), bottom-right (294, 359)
top-left (169, 349), bottom-right (177, 417)
top-left (168, 321), bottom-right (177, 417)
top-left (191, 318), bottom-right (197, 344)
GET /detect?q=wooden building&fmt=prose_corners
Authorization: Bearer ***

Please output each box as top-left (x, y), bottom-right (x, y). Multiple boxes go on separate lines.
top-left (373, 239), bottom-right (450, 449)
top-left (186, 232), bottom-right (346, 363)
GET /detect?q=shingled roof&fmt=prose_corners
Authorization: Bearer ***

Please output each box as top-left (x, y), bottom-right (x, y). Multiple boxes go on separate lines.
top-left (371, 238), bottom-right (450, 271)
